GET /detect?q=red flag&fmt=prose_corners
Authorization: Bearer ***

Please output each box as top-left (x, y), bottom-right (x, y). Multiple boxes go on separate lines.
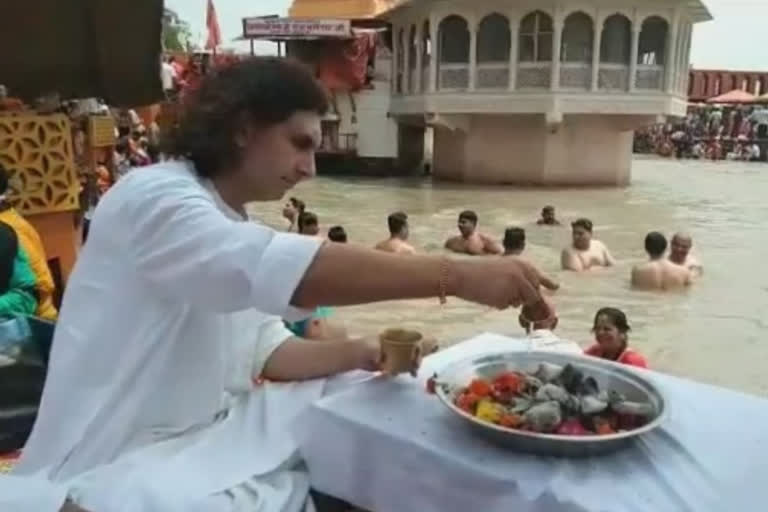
top-left (205, 0), bottom-right (222, 50)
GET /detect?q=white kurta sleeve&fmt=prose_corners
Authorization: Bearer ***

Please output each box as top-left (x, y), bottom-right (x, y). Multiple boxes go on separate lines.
top-left (226, 313), bottom-right (296, 392)
top-left (104, 168), bottom-right (322, 317)
top-left (0, 475), bottom-right (68, 512)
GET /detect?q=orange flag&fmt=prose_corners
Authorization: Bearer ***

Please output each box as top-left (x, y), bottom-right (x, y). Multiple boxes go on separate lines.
top-left (205, 0), bottom-right (222, 50)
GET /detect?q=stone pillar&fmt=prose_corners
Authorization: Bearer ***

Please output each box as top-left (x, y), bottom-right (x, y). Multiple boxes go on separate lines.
top-left (403, 25), bottom-right (411, 94)
top-left (508, 16), bottom-right (518, 91)
top-left (683, 24), bottom-right (693, 93)
top-left (675, 21), bottom-right (688, 94)
top-left (665, 13), bottom-right (680, 93)
top-left (392, 24), bottom-right (400, 94)
top-left (629, 26), bottom-right (640, 92)
top-left (591, 15), bottom-right (602, 92)
top-left (551, 16), bottom-right (563, 91)
top-left (468, 16), bottom-right (477, 91)
top-left (414, 23), bottom-right (423, 94)
top-left (429, 15), bottom-right (438, 92)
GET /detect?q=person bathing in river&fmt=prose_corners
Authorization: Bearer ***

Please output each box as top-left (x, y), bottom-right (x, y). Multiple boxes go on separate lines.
top-left (282, 196), bottom-right (305, 232)
top-left (668, 232), bottom-right (703, 277)
top-left (584, 308), bottom-right (648, 368)
top-left (375, 211), bottom-right (416, 254)
top-left (631, 232), bottom-right (692, 291)
top-left (505, 226), bottom-right (560, 291)
top-left (298, 211), bottom-right (320, 236)
top-left (536, 205), bottom-right (561, 226)
top-left (445, 210), bottom-right (503, 255)
top-left (327, 225), bottom-right (347, 243)
top-left (503, 227), bottom-right (526, 256)
top-left (561, 218), bottom-right (615, 271)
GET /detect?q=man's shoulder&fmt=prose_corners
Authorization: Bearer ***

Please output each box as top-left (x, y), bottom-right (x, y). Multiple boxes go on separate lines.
top-left (110, 161), bottom-right (203, 197)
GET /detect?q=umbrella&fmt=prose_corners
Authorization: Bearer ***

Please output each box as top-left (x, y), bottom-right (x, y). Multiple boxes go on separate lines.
top-left (0, 0), bottom-right (164, 107)
top-left (706, 89), bottom-right (757, 104)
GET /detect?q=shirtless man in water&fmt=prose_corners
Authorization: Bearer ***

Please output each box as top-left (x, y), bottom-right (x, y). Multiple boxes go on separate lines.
top-left (375, 211), bottom-right (416, 254)
top-left (668, 232), bottom-right (703, 277)
top-left (536, 205), bottom-right (561, 226)
top-left (445, 210), bottom-right (503, 255)
top-left (631, 232), bottom-right (692, 290)
top-left (561, 218), bottom-right (615, 271)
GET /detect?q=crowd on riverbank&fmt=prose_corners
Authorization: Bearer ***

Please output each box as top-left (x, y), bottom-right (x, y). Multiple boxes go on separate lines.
top-left (634, 105), bottom-right (768, 161)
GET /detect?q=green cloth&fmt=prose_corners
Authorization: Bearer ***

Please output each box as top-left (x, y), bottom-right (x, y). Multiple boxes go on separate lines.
top-left (0, 248), bottom-right (38, 316)
top-left (285, 307), bottom-right (334, 337)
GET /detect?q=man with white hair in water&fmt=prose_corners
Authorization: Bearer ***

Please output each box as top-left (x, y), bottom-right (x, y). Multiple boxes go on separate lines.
top-left (632, 232), bottom-right (692, 290)
top-left (668, 232), bottom-right (703, 277)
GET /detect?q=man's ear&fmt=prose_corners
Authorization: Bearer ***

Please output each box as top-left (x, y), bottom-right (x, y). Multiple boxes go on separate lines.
top-left (233, 114), bottom-right (254, 149)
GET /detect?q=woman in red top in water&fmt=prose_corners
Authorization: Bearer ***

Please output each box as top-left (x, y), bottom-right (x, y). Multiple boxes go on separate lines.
top-left (584, 307), bottom-right (648, 368)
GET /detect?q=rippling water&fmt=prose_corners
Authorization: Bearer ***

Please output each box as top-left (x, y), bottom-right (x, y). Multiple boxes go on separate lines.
top-left (249, 157), bottom-right (768, 396)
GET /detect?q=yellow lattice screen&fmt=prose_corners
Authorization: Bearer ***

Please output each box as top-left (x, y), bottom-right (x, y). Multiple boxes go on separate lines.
top-left (0, 113), bottom-right (80, 215)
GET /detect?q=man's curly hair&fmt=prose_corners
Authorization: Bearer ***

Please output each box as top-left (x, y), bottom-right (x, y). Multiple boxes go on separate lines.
top-left (167, 57), bottom-right (328, 178)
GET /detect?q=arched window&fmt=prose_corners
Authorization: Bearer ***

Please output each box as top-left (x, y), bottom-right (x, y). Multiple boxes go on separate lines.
top-left (638, 16), bottom-right (668, 65)
top-left (561, 12), bottom-right (593, 62)
top-left (600, 14), bottom-right (631, 64)
top-left (477, 13), bottom-right (510, 63)
top-left (519, 11), bottom-right (553, 62)
top-left (438, 15), bottom-right (470, 63)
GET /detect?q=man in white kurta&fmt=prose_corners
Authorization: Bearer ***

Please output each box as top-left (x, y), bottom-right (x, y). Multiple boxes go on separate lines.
top-left (10, 162), bottom-right (329, 511)
top-left (0, 57), bottom-right (551, 511)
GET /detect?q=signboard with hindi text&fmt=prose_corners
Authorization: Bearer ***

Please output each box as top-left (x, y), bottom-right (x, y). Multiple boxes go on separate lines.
top-left (242, 17), bottom-right (351, 39)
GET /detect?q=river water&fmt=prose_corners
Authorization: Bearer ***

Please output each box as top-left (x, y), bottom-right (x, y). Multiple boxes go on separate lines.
top-left (249, 157), bottom-right (768, 396)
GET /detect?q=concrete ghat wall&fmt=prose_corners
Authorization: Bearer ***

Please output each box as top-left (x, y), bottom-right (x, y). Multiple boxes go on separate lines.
top-left (433, 114), bottom-right (648, 186)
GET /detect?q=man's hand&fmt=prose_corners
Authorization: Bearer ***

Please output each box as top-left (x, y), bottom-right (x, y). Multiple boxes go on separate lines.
top-left (450, 258), bottom-right (555, 312)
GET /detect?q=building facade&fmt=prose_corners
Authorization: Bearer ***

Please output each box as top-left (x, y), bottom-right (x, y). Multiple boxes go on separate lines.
top-left (382, 0), bottom-right (711, 185)
top-left (688, 69), bottom-right (768, 102)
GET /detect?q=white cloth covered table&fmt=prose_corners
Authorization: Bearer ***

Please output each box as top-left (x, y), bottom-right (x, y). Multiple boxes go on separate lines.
top-left (295, 333), bottom-right (768, 512)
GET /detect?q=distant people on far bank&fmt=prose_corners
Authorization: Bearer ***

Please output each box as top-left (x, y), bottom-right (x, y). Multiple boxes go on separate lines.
top-left (445, 210), bottom-right (503, 256)
top-left (375, 211), bottom-right (415, 254)
top-left (668, 232), bottom-right (703, 277)
top-left (327, 225), bottom-right (347, 243)
top-left (631, 232), bottom-right (692, 291)
top-left (282, 197), bottom-right (305, 232)
top-left (561, 218), bottom-right (615, 272)
top-left (537, 206), bottom-right (561, 226)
